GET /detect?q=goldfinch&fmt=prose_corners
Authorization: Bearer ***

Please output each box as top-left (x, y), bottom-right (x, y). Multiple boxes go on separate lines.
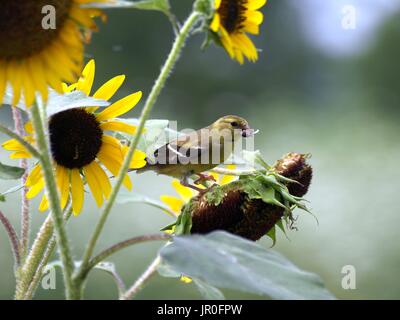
top-left (136, 115), bottom-right (256, 191)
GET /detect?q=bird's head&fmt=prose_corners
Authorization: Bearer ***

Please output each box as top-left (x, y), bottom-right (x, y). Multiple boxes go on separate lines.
top-left (209, 115), bottom-right (257, 138)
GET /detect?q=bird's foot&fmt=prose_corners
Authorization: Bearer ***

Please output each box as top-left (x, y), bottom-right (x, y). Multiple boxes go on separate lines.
top-left (194, 173), bottom-right (216, 185)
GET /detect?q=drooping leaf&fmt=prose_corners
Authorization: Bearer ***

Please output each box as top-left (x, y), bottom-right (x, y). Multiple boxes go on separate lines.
top-left (158, 260), bottom-right (225, 300)
top-left (193, 278), bottom-right (225, 300)
top-left (159, 231), bottom-right (335, 300)
top-left (45, 90), bottom-right (110, 117)
top-left (48, 260), bottom-right (125, 297)
top-left (266, 225), bottom-right (276, 247)
top-left (0, 161), bottom-right (25, 180)
top-left (93, 262), bottom-right (126, 297)
top-left (2, 86), bottom-right (109, 114)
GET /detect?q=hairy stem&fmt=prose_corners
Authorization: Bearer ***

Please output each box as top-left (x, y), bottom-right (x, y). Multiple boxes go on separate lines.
top-left (81, 234), bottom-right (171, 278)
top-left (15, 215), bottom-right (53, 300)
top-left (120, 255), bottom-right (161, 300)
top-left (11, 107), bottom-right (30, 260)
top-left (75, 11), bottom-right (201, 284)
top-left (29, 103), bottom-right (77, 299)
top-left (23, 206), bottom-right (73, 300)
top-left (0, 210), bottom-right (20, 268)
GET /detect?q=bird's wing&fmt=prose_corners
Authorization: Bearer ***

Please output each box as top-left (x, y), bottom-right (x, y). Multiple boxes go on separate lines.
top-left (151, 129), bottom-right (211, 165)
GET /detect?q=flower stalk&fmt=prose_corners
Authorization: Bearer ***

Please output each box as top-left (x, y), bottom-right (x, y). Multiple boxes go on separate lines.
top-left (75, 11), bottom-right (202, 286)
top-left (29, 102), bottom-right (77, 299)
top-left (11, 107), bottom-right (30, 260)
top-left (120, 255), bottom-right (162, 300)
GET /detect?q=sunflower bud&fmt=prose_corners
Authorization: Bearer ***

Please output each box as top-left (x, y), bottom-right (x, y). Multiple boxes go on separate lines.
top-left (184, 153), bottom-right (313, 241)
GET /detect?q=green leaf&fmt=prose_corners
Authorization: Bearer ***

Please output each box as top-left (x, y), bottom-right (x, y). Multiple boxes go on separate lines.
top-left (45, 90), bottom-right (110, 117)
top-left (2, 86), bottom-right (109, 114)
top-left (0, 185), bottom-right (23, 202)
top-left (174, 208), bottom-right (192, 235)
top-left (193, 278), bottom-right (225, 300)
top-left (159, 231), bottom-right (335, 300)
top-left (158, 260), bottom-right (225, 300)
top-left (48, 260), bottom-right (125, 297)
top-left (266, 226), bottom-right (276, 247)
top-left (0, 161), bottom-right (24, 180)
top-left (93, 262), bottom-right (126, 297)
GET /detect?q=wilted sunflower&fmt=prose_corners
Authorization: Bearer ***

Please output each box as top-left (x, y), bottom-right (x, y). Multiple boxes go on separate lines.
top-left (2, 60), bottom-right (146, 215)
top-left (0, 0), bottom-right (111, 107)
top-left (160, 165), bottom-right (237, 216)
top-left (210, 0), bottom-right (266, 64)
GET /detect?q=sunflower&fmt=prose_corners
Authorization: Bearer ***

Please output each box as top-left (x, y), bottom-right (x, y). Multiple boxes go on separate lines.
top-left (160, 165), bottom-right (237, 216)
top-left (210, 0), bottom-right (266, 64)
top-left (0, 0), bottom-right (111, 107)
top-left (2, 60), bottom-right (146, 215)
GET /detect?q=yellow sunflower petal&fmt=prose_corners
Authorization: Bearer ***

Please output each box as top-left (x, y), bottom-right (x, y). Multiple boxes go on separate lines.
top-left (172, 180), bottom-right (194, 202)
top-left (160, 195), bottom-right (184, 214)
top-left (77, 59), bottom-right (95, 95)
top-left (39, 195), bottom-right (49, 212)
top-left (89, 161), bottom-right (112, 200)
top-left (93, 75), bottom-right (125, 100)
top-left (215, 0), bottom-right (222, 9)
top-left (121, 146), bottom-right (147, 169)
top-left (210, 13), bottom-right (220, 32)
top-left (56, 166), bottom-right (70, 209)
top-left (246, 10), bottom-right (264, 25)
top-left (96, 91), bottom-right (142, 121)
top-left (2, 139), bottom-right (25, 152)
top-left (97, 146), bottom-right (133, 190)
top-left (71, 168), bottom-right (84, 215)
top-left (83, 162), bottom-right (104, 207)
top-left (25, 122), bottom-right (33, 135)
top-left (26, 164), bottom-right (43, 187)
top-left (10, 151), bottom-right (32, 159)
top-left (247, 0), bottom-right (267, 10)
top-left (26, 178), bottom-right (45, 199)
top-left (99, 121), bottom-right (137, 135)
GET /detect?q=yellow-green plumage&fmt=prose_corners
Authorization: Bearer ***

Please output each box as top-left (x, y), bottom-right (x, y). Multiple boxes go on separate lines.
top-left (137, 115), bottom-right (255, 190)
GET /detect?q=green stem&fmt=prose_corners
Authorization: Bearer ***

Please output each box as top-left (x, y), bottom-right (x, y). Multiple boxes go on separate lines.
top-left (120, 255), bottom-right (161, 300)
top-left (11, 107), bottom-right (30, 260)
top-left (82, 234), bottom-right (171, 279)
top-left (23, 206), bottom-right (73, 300)
top-left (0, 124), bottom-right (41, 159)
top-left (75, 11), bottom-right (201, 284)
top-left (15, 215), bottom-right (54, 299)
top-left (29, 103), bottom-right (77, 299)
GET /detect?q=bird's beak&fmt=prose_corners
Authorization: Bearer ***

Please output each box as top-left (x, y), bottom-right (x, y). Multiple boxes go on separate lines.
top-left (241, 126), bottom-right (259, 138)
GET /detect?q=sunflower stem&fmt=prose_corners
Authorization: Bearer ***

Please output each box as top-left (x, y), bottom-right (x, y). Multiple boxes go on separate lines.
top-left (0, 210), bottom-right (21, 269)
top-left (11, 107), bottom-right (30, 260)
top-left (15, 214), bottom-right (53, 300)
top-left (0, 124), bottom-right (41, 160)
top-left (120, 255), bottom-right (162, 300)
top-left (23, 205), bottom-right (73, 300)
top-left (29, 102), bottom-right (77, 300)
top-left (75, 11), bottom-right (202, 286)
top-left (81, 233), bottom-right (171, 279)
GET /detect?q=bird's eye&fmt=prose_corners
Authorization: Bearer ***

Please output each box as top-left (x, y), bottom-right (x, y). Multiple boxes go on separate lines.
top-left (231, 121), bottom-right (238, 127)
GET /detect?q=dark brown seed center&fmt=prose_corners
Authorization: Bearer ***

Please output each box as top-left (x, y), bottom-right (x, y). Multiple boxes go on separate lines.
top-left (0, 0), bottom-right (72, 60)
top-left (218, 0), bottom-right (247, 33)
top-left (49, 108), bottom-right (103, 169)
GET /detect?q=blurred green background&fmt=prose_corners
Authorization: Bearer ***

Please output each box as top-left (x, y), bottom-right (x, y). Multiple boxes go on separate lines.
top-left (1, 0), bottom-right (400, 299)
